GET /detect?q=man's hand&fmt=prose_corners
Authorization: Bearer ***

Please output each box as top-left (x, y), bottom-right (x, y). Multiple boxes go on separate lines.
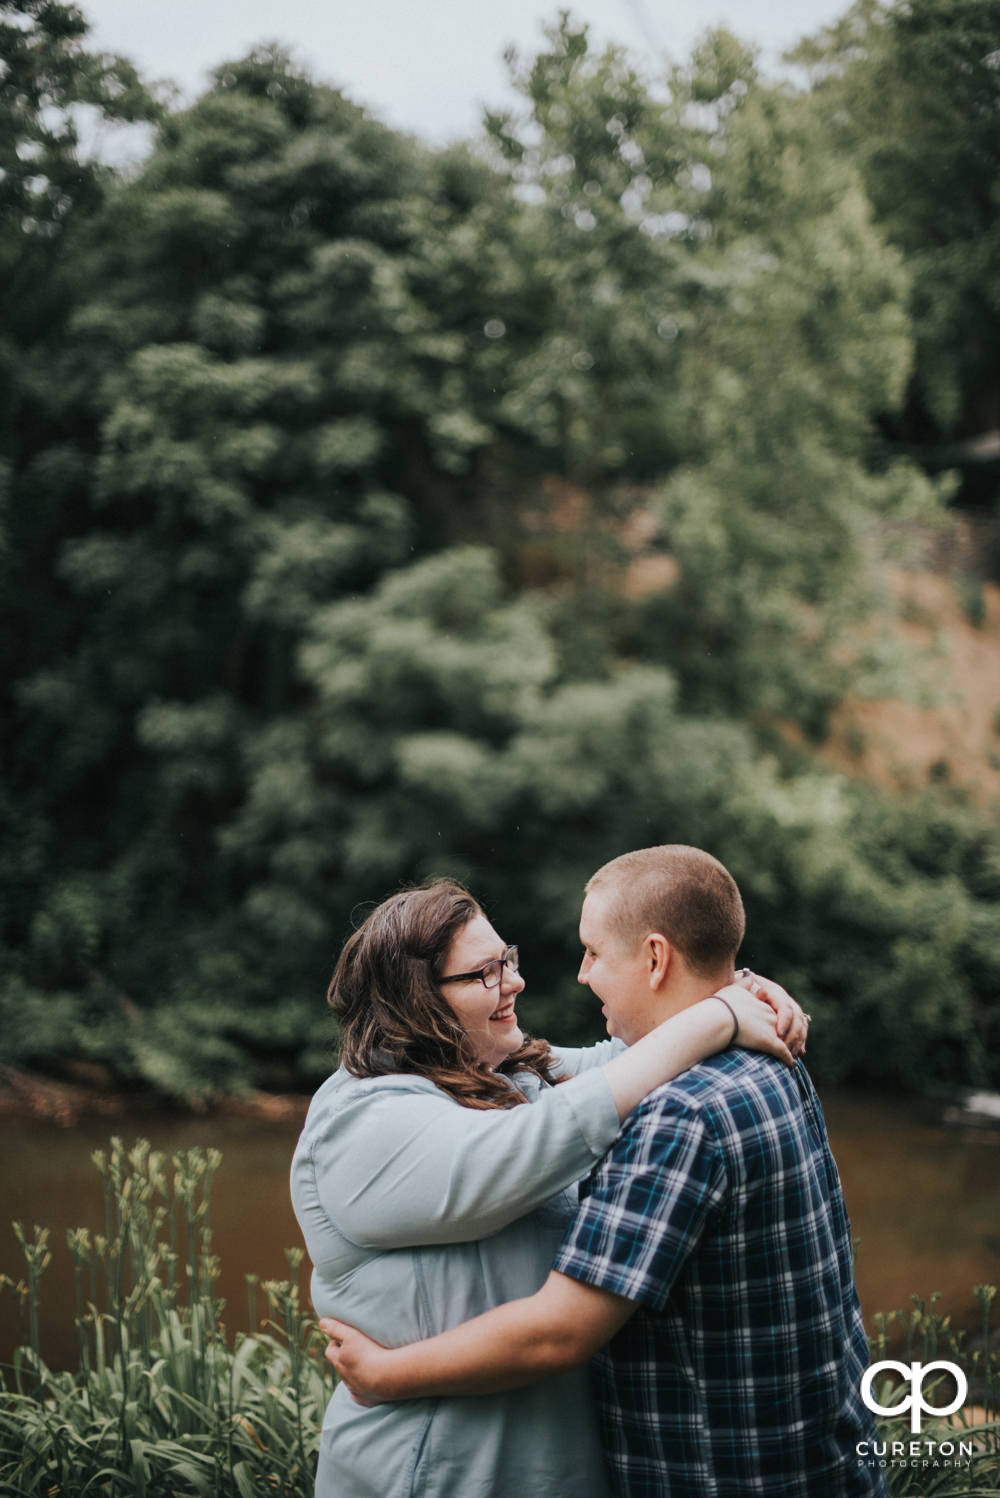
top-left (317, 1273), bottom-right (635, 1403)
top-left (320, 1317), bottom-right (392, 1406)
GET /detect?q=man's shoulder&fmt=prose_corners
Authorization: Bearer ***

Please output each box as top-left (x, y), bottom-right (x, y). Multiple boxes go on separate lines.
top-left (602, 1056), bottom-right (828, 1205)
top-left (633, 1051), bottom-right (811, 1137)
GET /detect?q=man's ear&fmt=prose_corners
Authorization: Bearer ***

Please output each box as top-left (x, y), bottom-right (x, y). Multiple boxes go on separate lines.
top-left (645, 933), bottom-right (673, 989)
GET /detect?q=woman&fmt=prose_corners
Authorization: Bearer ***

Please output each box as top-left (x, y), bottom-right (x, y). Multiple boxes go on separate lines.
top-left (290, 879), bottom-right (805, 1498)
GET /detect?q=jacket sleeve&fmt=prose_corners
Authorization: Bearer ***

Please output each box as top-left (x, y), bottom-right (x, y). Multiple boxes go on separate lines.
top-left (549, 1038), bottom-right (626, 1078)
top-left (308, 1067), bottom-right (621, 1250)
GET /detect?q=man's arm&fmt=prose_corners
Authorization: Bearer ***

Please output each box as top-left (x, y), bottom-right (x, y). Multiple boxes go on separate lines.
top-left (320, 1270), bottom-right (635, 1404)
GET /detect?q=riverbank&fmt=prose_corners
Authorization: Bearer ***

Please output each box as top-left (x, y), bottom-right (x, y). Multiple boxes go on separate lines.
top-left (6, 1058), bottom-right (1000, 1131)
top-left (0, 1063), bottom-right (311, 1127)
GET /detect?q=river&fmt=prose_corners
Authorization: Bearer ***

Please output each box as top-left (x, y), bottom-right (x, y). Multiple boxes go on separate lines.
top-left (2, 1085), bottom-right (998, 1369)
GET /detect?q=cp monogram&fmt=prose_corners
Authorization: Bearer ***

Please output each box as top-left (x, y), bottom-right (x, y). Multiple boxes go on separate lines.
top-left (861, 1360), bottom-right (968, 1434)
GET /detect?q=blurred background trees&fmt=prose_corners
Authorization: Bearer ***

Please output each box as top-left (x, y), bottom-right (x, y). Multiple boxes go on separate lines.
top-left (2, 0), bottom-right (998, 1102)
top-left (795, 0), bottom-right (1000, 507)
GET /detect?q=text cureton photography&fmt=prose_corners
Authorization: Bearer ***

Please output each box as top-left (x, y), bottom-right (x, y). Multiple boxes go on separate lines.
top-left (857, 1359), bottom-right (975, 1473)
top-left (856, 1440), bottom-right (974, 1473)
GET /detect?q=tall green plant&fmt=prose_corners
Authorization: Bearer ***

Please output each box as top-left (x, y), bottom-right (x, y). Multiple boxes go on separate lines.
top-left (0, 1139), bottom-right (332, 1497)
top-left (865, 1288), bottom-right (1000, 1495)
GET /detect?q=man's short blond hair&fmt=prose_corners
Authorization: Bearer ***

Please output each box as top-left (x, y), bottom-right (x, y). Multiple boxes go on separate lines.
top-left (585, 845), bottom-right (745, 976)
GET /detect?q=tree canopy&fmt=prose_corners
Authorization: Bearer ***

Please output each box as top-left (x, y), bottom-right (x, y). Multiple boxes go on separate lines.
top-left (1, 2), bottom-right (998, 1102)
top-left (794, 0), bottom-right (1000, 489)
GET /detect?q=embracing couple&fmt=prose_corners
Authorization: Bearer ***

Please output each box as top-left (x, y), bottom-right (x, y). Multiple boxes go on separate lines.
top-left (291, 845), bottom-right (885, 1498)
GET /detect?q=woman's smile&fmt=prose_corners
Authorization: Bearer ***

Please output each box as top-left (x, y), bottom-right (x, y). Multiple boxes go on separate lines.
top-left (438, 913), bottom-right (526, 1066)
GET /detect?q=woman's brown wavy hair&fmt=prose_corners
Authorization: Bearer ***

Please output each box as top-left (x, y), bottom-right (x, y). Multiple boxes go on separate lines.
top-left (329, 879), bottom-right (564, 1110)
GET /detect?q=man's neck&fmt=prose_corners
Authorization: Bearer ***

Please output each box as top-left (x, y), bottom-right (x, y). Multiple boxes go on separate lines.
top-left (640, 966), bottom-right (736, 1033)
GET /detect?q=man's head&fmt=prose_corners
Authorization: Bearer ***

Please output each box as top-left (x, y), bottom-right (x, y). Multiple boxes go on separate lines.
top-left (578, 845), bottom-right (745, 1044)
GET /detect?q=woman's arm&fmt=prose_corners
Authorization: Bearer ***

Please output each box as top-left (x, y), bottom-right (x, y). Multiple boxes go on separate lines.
top-left (298, 991), bottom-right (798, 1252)
top-left (298, 1069), bottom-right (621, 1251)
top-left (599, 984), bottom-right (797, 1119)
top-left (551, 972), bottom-right (806, 1082)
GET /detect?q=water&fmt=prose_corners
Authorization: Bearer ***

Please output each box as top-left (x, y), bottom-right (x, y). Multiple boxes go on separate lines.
top-left (1, 1087), bottom-right (998, 1369)
top-left (819, 1090), bottom-right (1000, 1329)
top-left (0, 1108), bottom-right (306, 1369)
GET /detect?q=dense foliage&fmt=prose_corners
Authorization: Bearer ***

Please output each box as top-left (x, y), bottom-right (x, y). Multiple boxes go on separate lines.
top-left (1, 0), bottom-right (998, 1102)
top-left (794, 0), bottom-right (1000, 505)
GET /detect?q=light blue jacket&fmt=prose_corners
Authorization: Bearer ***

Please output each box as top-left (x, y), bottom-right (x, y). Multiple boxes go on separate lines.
top-left (290, 1041), bottom-right (624, 1498)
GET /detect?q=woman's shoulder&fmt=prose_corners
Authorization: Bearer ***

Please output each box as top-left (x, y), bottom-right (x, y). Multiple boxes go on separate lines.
top-left (311, 1065), bottom-right (447, 1105)
top-left (296, 1065), bottom-right (537, 1149)
top-left (294, 1067), bottom-right (447, 1164)
top-left (300, 1065), bottom-right (454, 1128)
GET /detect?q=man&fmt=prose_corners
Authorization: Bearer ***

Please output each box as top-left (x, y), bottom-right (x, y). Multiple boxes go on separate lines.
top-left (323, 845), bottom-right (884, 1497)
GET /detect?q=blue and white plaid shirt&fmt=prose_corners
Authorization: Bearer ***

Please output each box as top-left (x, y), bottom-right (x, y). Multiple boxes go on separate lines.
top-left (554, 1051), bottom-right (886, 1498)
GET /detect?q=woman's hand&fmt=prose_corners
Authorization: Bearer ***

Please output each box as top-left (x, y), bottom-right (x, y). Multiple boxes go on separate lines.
top-left (320, 1317), bottom-right (394, 1406)
top-left (728, 970), bottom-right (810, 1058)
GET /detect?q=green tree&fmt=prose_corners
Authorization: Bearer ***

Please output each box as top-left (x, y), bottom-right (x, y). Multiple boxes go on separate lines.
top-left (484, 17), bottom-right (945, 725)
top-left (0, 0), bottom-right (157, 702)
top-left (478, 17), bottom-right (693, 489)
top-left (794, 0), bottom-right (1000, 456)
top-left (638, 30), bottom-right (946, 726)
top-left (2, 10), bottom-right (996, 1105)
top-left (0, 0), bottom-right (154, 334)
top-left (1, 42), bottom-right (573, 1095)
top-left (0, 2), bottom-right (159, 1072)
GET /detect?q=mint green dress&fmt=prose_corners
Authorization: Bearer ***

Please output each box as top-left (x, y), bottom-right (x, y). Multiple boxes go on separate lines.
top-left (290, 1042), bottom-right (623, 1498)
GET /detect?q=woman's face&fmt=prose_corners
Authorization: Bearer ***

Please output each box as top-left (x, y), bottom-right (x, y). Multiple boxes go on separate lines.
top-left (437, 913), bottom-right (525, 1069)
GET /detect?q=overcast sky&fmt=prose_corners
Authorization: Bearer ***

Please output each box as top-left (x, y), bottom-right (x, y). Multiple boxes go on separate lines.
top-left (79, 0), bottom-right (849, 143)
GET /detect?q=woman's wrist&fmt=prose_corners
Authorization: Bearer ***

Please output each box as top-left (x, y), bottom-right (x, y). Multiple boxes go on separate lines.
top-left (686, 993), bottom-right (737, 1054)
top-left (706, 991), bottom-right (739, 1046)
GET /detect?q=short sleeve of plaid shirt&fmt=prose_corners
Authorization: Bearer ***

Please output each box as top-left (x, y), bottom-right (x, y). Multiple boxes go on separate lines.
top-left (554, 1088), bottom-right (724, 1309)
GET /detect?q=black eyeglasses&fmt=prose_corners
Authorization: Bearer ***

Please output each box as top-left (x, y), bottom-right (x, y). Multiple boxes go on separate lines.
top-left (438, 945), bottom-right (519, 990)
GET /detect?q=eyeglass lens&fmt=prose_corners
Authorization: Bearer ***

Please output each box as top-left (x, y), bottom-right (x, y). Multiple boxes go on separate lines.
top-left (482, 946), bottom-right (518, 988)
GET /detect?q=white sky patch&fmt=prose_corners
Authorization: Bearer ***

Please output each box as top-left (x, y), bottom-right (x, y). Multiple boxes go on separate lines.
top-left (80, 0), bottom-right (850, 143)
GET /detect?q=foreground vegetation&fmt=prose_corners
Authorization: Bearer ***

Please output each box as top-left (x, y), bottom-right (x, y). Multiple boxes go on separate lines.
top-left (0, 1142), bottom-right (330, 1496)
top-left (2, 0), bottom-right (1000, 1103)
top-left (0, 1141), bottom-right (997, 1496)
